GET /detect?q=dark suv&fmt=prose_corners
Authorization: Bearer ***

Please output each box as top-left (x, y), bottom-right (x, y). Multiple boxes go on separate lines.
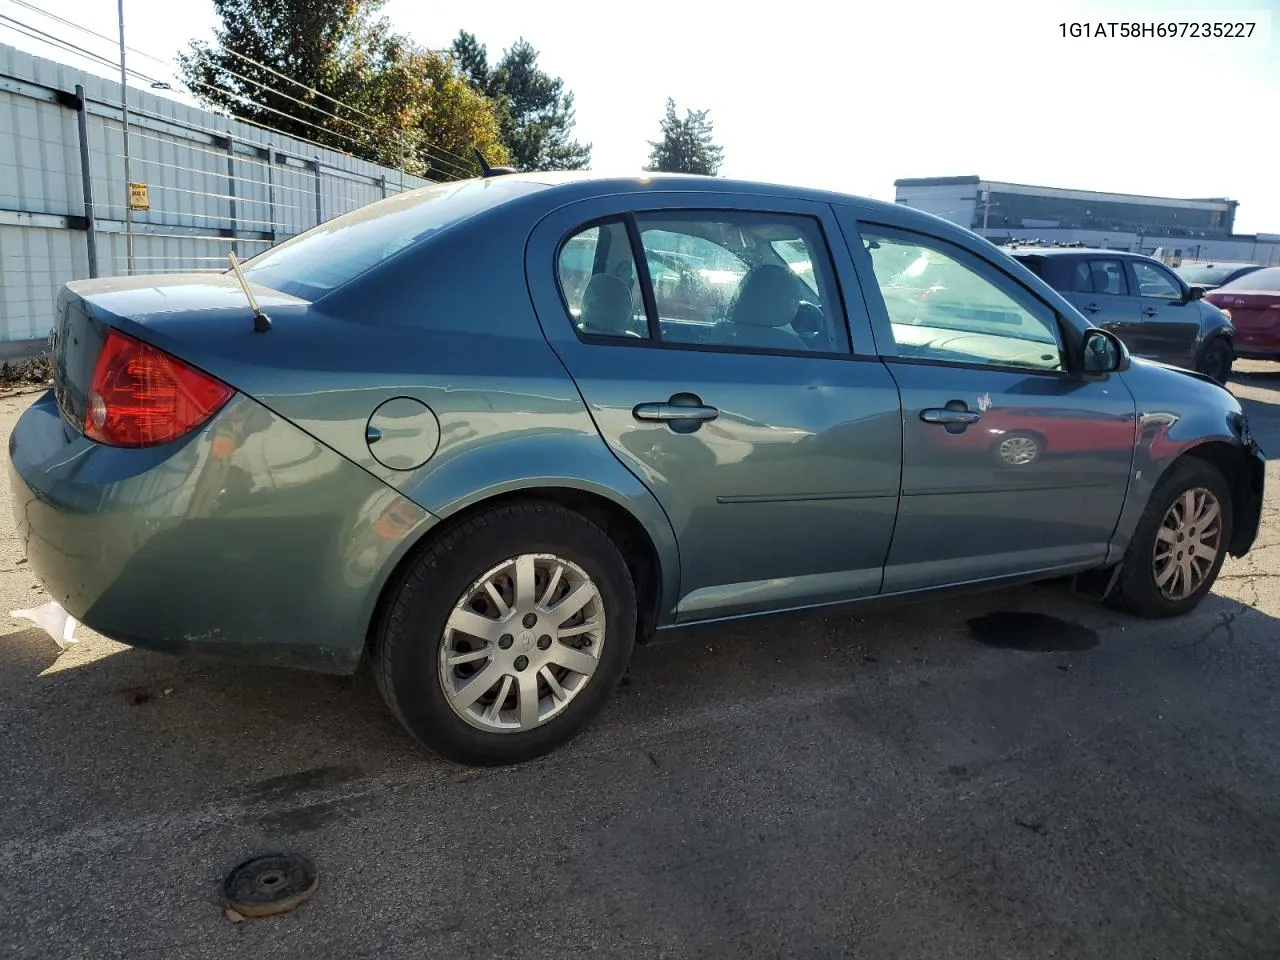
top-left (1008, 247), bottom-right (1236, 384)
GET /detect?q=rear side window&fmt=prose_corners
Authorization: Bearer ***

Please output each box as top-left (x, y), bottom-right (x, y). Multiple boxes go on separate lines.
top-left (242, 178), bottom-right (542, 300)
top-left (1013, 255), bottom-right (1046, 279)
top-left (555, 211), bottom-right (851, 355)
top-left (556, 221), bottom-right (650, 339)
top-left (1073, 259), bottom-right (1129, 295)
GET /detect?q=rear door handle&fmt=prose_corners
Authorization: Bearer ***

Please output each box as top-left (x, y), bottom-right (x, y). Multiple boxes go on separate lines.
top-left (633, 401), bottom-right (719, 423)
top-left (1083, 303), bottom-right (1102, 314)
top-left (920, 408), bottom-right (981, 425)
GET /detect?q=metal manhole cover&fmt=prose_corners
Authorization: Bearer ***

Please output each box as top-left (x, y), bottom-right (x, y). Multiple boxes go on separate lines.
top-left (219, 853), bottom-right (318, 918)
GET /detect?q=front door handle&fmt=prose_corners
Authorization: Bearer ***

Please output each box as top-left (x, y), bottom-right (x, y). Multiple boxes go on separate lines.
top-left (920, 407), bottom-right (981, 425)
top-left (633, 400), bottom-right (719, 423)
top-left (1083, 303), bottom-right (1102, 314)
top-left (1143, 306), bottom-right (1159, 317)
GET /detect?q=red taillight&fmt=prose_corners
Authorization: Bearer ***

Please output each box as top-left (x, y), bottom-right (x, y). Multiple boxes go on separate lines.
top-left (84, 328), bottom-right (233, 447)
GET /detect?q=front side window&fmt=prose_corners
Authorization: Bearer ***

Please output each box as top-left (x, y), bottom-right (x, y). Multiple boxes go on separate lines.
top-left (635, 213), bottom-right (850, 354)
top-left (862, 228), bottom-right (1065, 372)
top-left (1132, 261), bottom-right (1183, 300)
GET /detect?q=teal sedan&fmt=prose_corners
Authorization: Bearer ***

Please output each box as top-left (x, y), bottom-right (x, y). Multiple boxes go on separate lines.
top-left (8, 172), bottom-right (1266, 765)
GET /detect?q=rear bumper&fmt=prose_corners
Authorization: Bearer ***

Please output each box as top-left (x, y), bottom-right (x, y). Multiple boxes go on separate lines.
top-left (8, 390), bottom-right (436, 674)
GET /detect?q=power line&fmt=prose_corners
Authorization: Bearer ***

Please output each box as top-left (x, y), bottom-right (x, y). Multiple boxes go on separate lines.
top-left (4, 0), bottom-right (173, 70)
top-left (0, 12), bottom-right (169, 87)
top-left (208, 42), bottom-right (483, 174)
top-left (182, 47), bottom-right (453, 176)
top-left (184, 72), bottom-right (473, 181)
top-left (109, 92), bottom-right (433, 186)
top-left (180, 72), bottom-right (472, 181)
top-left (2, 3), bottom-right (478, 180)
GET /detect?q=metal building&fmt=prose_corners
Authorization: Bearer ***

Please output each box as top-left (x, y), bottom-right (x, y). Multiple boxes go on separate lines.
top-left (894, 175), bottom-right (1280, 267)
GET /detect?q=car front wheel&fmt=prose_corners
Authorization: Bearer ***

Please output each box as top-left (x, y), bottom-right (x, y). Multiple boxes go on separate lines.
top-left (1195, 338), bottom-right (1233, 385)
top-left (1108, 458), bottom-right (1232, 618)
top-left (373, 501), bottom-right (637, 765)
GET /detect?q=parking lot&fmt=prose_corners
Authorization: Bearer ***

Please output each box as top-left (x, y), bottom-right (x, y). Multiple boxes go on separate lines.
top-left (1, 365), bottom-right (1279, 960)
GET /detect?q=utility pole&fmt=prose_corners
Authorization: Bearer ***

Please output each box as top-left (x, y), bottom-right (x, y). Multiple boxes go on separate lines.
top-left (117, 0), bottom-right (135, 275)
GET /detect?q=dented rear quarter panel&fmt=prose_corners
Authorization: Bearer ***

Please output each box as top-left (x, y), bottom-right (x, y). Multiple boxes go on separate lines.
top-left (9, 390), bottom-right (435, 673)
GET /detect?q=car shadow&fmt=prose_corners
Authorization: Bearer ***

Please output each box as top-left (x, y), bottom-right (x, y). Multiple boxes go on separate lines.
top-left (0, 578), bottom-right (1270, 838)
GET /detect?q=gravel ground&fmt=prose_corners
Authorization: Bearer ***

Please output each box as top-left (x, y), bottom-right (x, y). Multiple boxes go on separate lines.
top-left (1, 363), bottom-right (1279, 960)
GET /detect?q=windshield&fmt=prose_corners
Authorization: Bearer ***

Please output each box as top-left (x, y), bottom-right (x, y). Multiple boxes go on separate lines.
top-left (1176, 263), bottom-right (1252, 284)
top-left (1218, 266), bottom-right (1280, 292)
top-left (241, 177), bottom-right (543, 300)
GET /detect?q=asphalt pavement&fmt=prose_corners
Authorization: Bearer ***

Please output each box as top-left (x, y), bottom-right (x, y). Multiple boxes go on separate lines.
top-left (2, 364), bottom-right (1279, 959)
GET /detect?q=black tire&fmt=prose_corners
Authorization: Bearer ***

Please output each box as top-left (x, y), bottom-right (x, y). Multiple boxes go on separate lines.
top-left (1195, 338), bottom-right (1233, 385)
top-left (1107, 457), bottom-right (1233, 619)
top-left (373, 500), bottom-right (636, 766)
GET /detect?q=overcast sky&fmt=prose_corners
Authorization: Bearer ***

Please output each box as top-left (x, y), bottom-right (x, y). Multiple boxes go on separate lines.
top-left (2, 0), bottom-right (1275, 232)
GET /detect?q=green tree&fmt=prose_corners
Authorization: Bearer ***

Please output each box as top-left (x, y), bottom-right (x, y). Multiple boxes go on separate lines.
top-left (645, 98), bottom-right (724, 175)
top-left (450, 31), bottom-right (591, 171)
top-left (179, 0), bottom-right (508, 179)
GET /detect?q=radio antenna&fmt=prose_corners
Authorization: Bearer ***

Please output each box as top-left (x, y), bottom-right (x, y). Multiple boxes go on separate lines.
top-left (227, 252), bottom-right (272, 333)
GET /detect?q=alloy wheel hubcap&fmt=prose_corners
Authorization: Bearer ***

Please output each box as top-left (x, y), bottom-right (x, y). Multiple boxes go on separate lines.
top-left (439, 553), bottom-right (605, 733)
top-left (999, 436), bottom-right (1039, 465)
top-left (1152, 487), bottom-right (1222, 601)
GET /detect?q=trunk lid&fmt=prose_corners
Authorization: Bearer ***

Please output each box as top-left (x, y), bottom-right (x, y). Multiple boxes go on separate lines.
top-left (49, 284), bottom-right (108, 433)
top-left (1207, 289), bottom-right (1280, 350)
top-left (49, 273), bottom-right (311, 434)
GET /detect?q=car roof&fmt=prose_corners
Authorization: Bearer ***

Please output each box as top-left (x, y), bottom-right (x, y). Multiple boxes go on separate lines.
top-left (1006, 247), bottom-right (1143, 259)
top-left (450, 169), bottom-right (971, 241)
top-left (1177, 261), bottom-right (1258, 269)
top-left (494, 169), bottom-right (882, 208)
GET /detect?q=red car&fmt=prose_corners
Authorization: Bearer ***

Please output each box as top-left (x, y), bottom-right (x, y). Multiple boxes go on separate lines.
top-left (1205, 266), bottom-right (1280, 360)
top-left (929, 404), bottom-right (1138, 466)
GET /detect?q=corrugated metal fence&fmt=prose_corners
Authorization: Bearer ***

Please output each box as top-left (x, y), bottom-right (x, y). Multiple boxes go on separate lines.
top-left (0, 43), bottom-right (431, 350)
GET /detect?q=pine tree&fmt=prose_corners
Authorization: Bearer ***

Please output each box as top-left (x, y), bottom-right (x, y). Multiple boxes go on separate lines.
top-left (450, 32), bottom-right (591, 171)
top-left (645, 98), bottom-right (724, 175)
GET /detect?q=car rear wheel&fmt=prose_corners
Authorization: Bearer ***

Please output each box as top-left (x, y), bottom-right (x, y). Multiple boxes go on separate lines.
top-left (1195, 338), bottom-right (1233, 385)
top-left (373, 500), bottom-right (636, 765)
top-left (1107, 458), bottom-right (1232, 619)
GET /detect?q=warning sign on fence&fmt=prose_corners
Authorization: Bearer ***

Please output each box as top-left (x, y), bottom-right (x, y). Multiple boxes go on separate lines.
top-left (128, 182), bottom-right (149, 211)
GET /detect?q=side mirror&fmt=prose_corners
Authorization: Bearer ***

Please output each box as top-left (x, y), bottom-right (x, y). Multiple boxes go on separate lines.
top-left (1188, 286), bottom-right (1204, 300)
top-left (1081, 327), bottom-right (1130, 375)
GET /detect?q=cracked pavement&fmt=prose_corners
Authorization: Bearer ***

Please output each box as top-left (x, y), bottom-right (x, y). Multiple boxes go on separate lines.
top-left (1, 363), bottom-right (1279, 959)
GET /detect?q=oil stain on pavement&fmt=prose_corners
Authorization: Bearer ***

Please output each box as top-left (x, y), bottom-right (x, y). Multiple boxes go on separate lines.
top-left (965, 611), bottom-right (1099, 652)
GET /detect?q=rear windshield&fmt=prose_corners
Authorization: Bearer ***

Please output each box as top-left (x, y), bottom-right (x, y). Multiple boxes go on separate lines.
top-left (1011, 255), bottom-right (1046, 277)
top-left (1217, 266), bottom-right (1280, 292)
top-left (1177, 263), bottom-right (1251, 284)
top-left (241, 177), bottom-right (543, 300)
